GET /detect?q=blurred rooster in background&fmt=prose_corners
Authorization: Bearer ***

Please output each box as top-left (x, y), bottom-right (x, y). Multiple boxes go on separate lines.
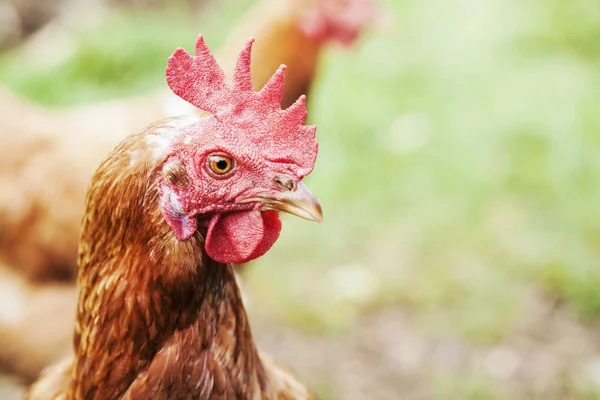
top-left (0, 0), bottom-right (375, 383)
top-left (28, 34), bottom-right (321, 400)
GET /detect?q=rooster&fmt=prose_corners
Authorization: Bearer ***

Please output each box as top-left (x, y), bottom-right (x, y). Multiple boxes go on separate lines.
top-left (27, 35), bottom-right (321, 399)
top-left (221, 0), bottom-right (376, 108)
top-left (0, 0), bottom-right (373, 283)
top-left (0, 0), bottom-right (373, 381)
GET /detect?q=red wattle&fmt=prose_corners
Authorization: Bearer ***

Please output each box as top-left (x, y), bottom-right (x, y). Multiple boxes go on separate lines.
top-left (205, 210), bottom-right (281, 264)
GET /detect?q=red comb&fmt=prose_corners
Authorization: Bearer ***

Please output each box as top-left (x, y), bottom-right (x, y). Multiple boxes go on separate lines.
top-left (166, 36), bottom-right (317, 171)
top-left (299, 0), bottom-right (377, 45)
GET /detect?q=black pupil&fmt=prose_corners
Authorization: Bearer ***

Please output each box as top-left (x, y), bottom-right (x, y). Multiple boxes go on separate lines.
top-left (215, 159), bottom-right (229, 171)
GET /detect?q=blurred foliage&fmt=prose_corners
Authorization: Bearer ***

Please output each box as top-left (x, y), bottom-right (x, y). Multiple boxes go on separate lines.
top-left (0, 0), bottom-right (253, 105)
top-left (249, 0), bottom-right (600, 343)
top-left (1, 0), bottom-right (600, 370)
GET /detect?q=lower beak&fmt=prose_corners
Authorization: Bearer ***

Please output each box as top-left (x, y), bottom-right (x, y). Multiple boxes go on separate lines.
top-left (237, 182), bottom-right (323, 223)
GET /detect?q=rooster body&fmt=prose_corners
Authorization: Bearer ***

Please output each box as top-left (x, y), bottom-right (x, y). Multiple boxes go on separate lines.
top-left (28, 37), bottom-right (320, 399)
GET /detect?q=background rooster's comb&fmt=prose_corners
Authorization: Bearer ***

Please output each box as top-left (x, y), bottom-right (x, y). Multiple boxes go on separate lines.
top-left (298, 0), bottom-right (378, 45)
top-left (166, 35), bottom-right (317, 171)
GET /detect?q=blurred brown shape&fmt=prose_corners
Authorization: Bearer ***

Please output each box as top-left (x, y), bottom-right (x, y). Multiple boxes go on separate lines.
top-left (0, 89), bottom-right (166, 281)
top-left (0, 0), bottom-right (64, 49)
top-left (0, 267), bottom-right (75, 381)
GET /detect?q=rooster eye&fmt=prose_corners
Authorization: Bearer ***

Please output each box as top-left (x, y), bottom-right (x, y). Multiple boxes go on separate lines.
top-left (207, 155), bottom-right (235, 177)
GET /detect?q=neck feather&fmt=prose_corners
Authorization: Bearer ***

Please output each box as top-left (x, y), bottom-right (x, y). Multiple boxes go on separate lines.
top-left (69, 124), bottom-right (266, 399)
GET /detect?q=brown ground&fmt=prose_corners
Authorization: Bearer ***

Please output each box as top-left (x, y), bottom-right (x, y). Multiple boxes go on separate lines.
top-left (252, 294), bottom-right (600, 399)
top-left (4, 288), bottom-right (596, 400)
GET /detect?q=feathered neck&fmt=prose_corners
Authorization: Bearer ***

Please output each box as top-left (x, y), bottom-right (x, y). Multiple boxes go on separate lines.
top-left (69, 123), bottom-right (268, 399)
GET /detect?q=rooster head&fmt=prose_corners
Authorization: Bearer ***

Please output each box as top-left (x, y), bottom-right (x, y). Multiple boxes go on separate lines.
top-left (298, 0), bottom-right (378, 45)
top-left (158, 36), bottom-right (321, 264)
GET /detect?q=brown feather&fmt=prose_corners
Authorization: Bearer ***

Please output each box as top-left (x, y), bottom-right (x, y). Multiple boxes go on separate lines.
top-left (27, 120), bottom-right (315, 400)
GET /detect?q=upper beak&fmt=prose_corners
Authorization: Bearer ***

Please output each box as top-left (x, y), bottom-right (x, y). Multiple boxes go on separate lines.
top-left (237, 181), bottom-right (323, 223)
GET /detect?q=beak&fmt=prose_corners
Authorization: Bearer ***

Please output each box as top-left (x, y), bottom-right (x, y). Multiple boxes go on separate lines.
top-left (237, 181), bottom-right (323, 223)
